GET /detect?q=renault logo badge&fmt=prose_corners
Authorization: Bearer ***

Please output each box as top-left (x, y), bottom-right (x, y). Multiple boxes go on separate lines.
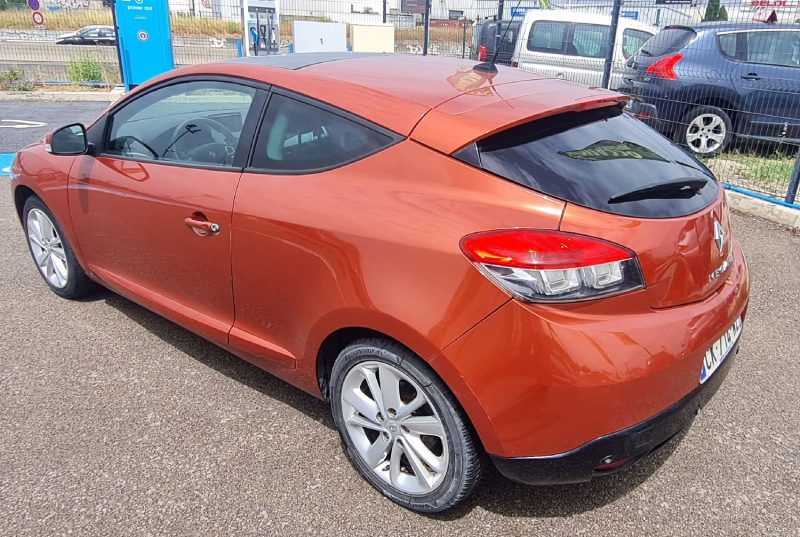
top-left (713, 220), bottom-right (725, 254)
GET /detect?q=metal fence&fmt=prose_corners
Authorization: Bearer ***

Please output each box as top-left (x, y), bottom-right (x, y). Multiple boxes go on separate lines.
top-left (1, 0), bottom-right (799, 204)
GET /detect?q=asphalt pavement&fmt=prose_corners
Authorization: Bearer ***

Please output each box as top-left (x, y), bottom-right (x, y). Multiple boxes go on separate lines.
top-left (0, 101), bottom-right (109, 154)
top-left (1, 100), bottom-right (799, 536)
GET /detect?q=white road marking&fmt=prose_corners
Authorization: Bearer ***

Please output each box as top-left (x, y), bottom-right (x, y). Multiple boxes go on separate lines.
top-left (0, 119), bottom-right (48, 129)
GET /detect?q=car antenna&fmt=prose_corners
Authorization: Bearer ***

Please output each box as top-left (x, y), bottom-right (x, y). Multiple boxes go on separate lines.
top-left (474, 0), bottom-right (523, 73)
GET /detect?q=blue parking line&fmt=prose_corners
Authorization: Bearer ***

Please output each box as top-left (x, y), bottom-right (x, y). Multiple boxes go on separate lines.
top-left (0, 153), bottom-right (14, 177)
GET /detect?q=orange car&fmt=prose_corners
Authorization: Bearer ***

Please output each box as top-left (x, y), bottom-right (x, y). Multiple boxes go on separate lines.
top-left (11, 53), bottom-right (749, 512)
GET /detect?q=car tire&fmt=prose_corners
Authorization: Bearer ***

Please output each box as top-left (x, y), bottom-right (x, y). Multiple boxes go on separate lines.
top-left (22, 196), bottom-right (94, 299)
top-left (330, 339), bottom-right (482, 513)
top-left (675, 105), bottom-right (733, 156)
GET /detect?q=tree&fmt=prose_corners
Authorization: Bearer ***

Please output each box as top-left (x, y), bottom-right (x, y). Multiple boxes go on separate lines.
top-left (704, 0), bottom-right (728, 21)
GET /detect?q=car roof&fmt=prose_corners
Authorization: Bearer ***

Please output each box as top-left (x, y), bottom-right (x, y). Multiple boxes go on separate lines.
top-left (674, 21), bottom-right (800, 32)
top-left (521, 9), bottom-right (657, 32)
top-left (134, 54), bottom-right (626, 153)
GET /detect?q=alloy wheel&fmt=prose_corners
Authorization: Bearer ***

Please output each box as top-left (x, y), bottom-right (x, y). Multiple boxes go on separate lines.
top-left (26, 208), bottom-right (69, 289)
top-left (339, 361), bottom-right (449, 495)
top-left (686, 113), bottom-right (726, 154)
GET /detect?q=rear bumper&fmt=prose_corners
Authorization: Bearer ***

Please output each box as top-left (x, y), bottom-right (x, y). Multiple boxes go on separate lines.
top-left (430, 239), bottom-right (750, 460)
top-left (490, 338), bottom-right (739, 485)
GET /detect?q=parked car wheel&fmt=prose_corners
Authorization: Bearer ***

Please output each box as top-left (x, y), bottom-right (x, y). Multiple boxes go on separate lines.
top-left (23, 196), bottom-right (93, 299)
top-left (676, 105), bottom-right (733, 156)
top-left (330, 339), bottom-right (482, 513)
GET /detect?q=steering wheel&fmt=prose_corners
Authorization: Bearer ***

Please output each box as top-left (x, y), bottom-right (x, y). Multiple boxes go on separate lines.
top-left (167, 117), bottom-right (237, 162)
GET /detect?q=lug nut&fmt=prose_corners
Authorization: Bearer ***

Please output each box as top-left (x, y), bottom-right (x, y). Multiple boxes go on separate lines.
top-left (387, 408), bottom-right (396, 418)
top-left (376, 413), bottom-right (384, 423)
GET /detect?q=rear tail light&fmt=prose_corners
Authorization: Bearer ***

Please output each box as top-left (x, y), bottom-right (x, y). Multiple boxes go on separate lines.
top-left (511, 60), bottom-right (518, 68)
top-left (645, 53), bottom-right (683, 80)
top-left (460, 230), bottom-right (645, 303)
top-left (479, 44), bottom-right (488, 62)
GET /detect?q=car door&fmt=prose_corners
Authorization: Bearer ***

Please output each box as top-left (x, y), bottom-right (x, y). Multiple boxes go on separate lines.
top-left (730, 29), bottom-right (800, 142)
top-left (81, 28), bottom-right (101, 45)
top-left (229, 90), bottom-right (399, 374)
top-left (516, 20), bottom-right (571, 80)
top-left (68, 79), bottom-right (266, 345)
top-left (98, 28), bottom-right (115, 46)
top-left (567, 22), bottom-right (611, 87)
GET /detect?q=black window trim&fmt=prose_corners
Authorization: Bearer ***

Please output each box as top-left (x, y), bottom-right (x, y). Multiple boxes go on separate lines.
top-left (94, 74), bottom-right (271, 173)
top-left (243, 86), bottom-right (404, 176)
top-left (716, 28), bottom-right (800, 69)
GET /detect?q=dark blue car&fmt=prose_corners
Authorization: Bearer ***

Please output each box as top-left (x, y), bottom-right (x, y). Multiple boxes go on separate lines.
top-left (621, 22), bottom-right (800, 156)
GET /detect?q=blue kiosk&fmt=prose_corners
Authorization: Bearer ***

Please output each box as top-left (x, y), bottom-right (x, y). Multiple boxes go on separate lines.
top-left (113, 0), bottom-right (175, 91)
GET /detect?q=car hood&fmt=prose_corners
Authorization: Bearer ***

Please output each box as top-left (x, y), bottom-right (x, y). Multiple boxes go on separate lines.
top-left (57, 32), bottom-right (79, 39)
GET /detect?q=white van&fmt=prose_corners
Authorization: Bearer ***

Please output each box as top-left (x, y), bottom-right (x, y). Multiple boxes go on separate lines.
top-left (511, 11), bottom-right (657, 89)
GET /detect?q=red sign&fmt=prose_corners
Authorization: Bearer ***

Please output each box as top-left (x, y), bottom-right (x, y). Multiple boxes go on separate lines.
top-left (750, 0), bottom-right (795, 6)
top-left (31, 11), bottom-right (44, 26)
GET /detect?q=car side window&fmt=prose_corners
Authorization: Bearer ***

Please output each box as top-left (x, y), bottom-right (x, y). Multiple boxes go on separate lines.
top-left (528, 21), bottom-right (568, 54)
top-left (499, 23), bottom-right (516, 44)
top-left (82, 28), bottom-right (100, 38)
top-left (571, 23), bottom-right (610, 58)
top-left (744, 30), bottom-right (800, 67)
top-left (105, 81), bottom-right (256, 167)
top-left (622, 29), bottom-right (653, 59)
top-left (718, 33), bottom-right (738, 59)
top-left (250, 93), bottom-right (394, 173)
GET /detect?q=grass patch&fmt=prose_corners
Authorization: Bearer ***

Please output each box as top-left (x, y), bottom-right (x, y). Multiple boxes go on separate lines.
top-left (0, 8), bottom-right (240, 36)
top-left (0, 8), bottom-right (112, 31)
top-left (706, 151), bottom-right (797, 197)
top-left (0, 67), bottom-right (34, 91)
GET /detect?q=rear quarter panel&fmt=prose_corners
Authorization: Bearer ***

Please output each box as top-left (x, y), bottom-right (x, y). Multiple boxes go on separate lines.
top-left (229, 140), bottom-right (566, 396)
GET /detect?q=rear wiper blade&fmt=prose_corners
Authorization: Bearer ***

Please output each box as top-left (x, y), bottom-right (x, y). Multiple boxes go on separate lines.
top-left (608, 178), bottom-right (708, 204)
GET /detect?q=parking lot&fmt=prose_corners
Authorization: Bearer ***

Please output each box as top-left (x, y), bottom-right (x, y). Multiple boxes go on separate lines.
top-left (1, 100), bottom-right (799, 535)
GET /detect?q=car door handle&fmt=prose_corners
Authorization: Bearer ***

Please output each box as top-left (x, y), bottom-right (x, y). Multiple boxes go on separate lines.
top-left (184, 216), bottom-right (220, 236)
top-left (741, 73), bottom-right (761, 81)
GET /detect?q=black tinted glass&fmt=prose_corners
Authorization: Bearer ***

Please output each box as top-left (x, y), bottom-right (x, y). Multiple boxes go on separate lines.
top-left (467, 107), bottom-right (718, 218)
top-left (640, 27), bottom-right (696, 56)
top-left (251, 94), bottom-right (393, 172)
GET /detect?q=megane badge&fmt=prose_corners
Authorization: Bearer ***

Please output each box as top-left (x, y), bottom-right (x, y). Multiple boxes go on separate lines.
top-left (713, 220), bottom-right (725, 254)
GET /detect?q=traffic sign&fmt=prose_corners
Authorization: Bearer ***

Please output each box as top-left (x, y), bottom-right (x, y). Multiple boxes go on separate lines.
top-left (31, 11), bottom-right (44, 26)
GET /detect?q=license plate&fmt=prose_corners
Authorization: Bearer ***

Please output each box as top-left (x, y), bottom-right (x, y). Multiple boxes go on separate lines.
top-left (700, 317), bottom-right (743, 384)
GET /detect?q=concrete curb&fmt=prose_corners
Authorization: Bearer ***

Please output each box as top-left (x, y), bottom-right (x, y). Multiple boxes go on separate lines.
top-left (0, 90), bottom-right (122, 102)
top-left (726, 189), bottom-right (800, 231)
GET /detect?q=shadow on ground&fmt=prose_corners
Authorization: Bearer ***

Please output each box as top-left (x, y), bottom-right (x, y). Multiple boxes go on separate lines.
top-left (100, 287), bottom-right (683, 520)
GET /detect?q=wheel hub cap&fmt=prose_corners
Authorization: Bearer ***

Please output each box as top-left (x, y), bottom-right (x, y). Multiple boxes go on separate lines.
top-left (340, 361), bottom-right (449, 496)
top-left (686, 113), bottom-right (726, 154)
top-left (26, 208), bottom-right (69, 289)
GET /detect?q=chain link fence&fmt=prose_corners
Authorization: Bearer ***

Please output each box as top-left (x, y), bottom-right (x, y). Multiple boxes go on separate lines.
top-left (1, 0), bottom-right (799, 203)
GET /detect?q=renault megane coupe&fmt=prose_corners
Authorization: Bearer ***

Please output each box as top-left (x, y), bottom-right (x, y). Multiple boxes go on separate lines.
top-left (10, 53), bottom-right (749, 512)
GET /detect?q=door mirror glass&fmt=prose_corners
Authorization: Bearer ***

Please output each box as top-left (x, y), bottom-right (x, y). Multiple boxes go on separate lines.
top-left (49, 123), bottom-right (88, 155)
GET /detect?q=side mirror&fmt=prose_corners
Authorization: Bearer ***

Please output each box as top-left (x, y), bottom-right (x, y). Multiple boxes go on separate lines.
top-left (48, 123), bottom-right (88, 156)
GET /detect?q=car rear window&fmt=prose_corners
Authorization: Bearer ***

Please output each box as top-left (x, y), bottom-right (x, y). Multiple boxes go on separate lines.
top-left (640, 27), bottom-right (696, 56)
top-left (455, 106), bottom-right (718, 218)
